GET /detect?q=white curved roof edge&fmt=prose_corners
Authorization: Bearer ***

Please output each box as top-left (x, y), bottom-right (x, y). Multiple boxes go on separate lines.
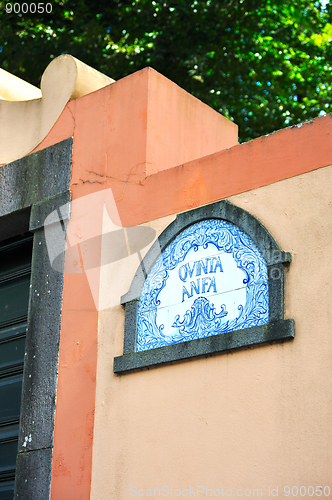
top-left (0, 69), bottom-right (42, 101)
top-left (0, 54), bottom-right (115, 165)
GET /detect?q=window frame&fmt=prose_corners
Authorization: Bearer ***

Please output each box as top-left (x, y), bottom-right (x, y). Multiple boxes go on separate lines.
top-left (114, 200), bottom-right (294, 374)
top-left (0, 138), bottom-right (72, 500)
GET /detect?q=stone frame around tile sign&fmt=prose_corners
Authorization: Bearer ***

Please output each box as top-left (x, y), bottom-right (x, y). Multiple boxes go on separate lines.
top-left (113, 199), bottom-right (294, 374)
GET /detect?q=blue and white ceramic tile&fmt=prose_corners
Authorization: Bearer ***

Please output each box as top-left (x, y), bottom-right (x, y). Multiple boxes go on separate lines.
top-left (137, 219), bottom-right (269, 351)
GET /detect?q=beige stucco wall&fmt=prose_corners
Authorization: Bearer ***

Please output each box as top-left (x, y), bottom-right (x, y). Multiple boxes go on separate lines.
top-left (0, 55), bottom-right (114, 165)
top-left (91, 165), bottom-right (332, 499)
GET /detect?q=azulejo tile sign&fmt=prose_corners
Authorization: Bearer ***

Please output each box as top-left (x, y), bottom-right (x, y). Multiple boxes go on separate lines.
top-left (114, 200), bottom-right (294, 374)
top-left (137, 220), bottom-right (268, 351)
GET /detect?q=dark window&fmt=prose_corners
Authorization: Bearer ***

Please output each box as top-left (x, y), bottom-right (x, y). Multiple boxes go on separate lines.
top-left (0, 235), bottom-right (33, 500)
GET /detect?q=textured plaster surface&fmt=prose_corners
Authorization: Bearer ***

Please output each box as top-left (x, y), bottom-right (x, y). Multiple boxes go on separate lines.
top-left (91, 165), bottom-right (332, 499)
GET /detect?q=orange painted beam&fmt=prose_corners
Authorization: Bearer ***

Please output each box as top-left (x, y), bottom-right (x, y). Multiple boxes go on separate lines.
top-left (50, 89), bottom-right (109, 500)
top-left (115, 114), bottom-right (332, 226)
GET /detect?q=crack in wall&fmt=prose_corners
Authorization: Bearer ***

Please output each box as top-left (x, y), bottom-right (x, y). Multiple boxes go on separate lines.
top-left (72, 166), bottom-right (148, 201)
top-left (72, 179), bottom-right (103, 185)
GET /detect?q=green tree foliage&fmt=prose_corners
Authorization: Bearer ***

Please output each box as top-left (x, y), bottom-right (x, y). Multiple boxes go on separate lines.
top-left (1, 0), bottom-right (332, 141)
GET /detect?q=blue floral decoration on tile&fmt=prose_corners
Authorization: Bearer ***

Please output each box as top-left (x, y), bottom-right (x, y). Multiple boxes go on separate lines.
top-left (137, 219), bottom-right (269, 351)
